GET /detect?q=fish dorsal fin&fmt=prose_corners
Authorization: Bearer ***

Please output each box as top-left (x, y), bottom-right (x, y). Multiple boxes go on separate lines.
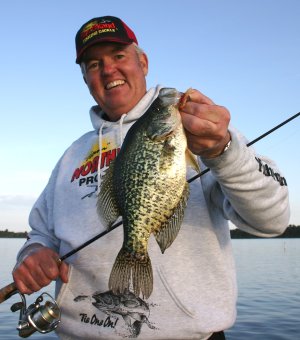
top-left (153, 183), bottom-right (190, 254)
top-left (97, 161), bottom-right (120, 229)
top-left (186, 149), bottom-right (200, 173)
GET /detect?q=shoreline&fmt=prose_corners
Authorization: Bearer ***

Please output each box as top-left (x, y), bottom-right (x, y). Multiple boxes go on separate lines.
top-left (0, 225), bottom-right (299, 239)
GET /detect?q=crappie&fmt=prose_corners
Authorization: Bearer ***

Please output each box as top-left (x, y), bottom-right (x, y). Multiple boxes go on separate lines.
top-left (97, 88), bottom-right (199, 299)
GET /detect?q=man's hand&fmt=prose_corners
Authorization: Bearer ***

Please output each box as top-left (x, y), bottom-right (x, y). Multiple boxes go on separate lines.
top-left (180, 89), bottom-right (231, 158)
top-left (13, 244), bottom-right (69, 294)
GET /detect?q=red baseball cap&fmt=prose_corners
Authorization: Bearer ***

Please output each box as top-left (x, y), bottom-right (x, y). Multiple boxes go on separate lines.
top-left (75, 16), bottom-right (138, 64)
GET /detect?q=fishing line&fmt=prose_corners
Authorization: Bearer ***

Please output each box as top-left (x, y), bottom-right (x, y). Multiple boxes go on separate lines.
top-left (61, 111), bottom-right (300, 261)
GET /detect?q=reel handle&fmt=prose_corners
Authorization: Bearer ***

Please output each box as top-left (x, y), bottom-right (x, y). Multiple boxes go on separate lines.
top-left (0, 282), bottom-right (18, 303)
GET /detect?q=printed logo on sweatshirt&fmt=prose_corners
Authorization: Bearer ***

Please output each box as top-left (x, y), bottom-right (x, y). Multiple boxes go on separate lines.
top-left (255, 157), bottom-right (287, 186)
top-left (71, 135), bottom-right (120, 198)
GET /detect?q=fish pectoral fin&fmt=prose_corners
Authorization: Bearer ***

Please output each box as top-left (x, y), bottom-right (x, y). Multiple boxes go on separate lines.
top-left (158, 139), bottom-right (177, 172)
top-left (97, 161), bottom-right (120, 228)
top-left (186, 149), bottom-right (201, 173)
top-left (154, 183), bottom-right (189, 253)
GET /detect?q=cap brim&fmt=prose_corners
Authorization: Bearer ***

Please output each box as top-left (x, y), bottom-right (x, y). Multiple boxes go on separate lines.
top-left (76, 38), bottom-right (133, 64)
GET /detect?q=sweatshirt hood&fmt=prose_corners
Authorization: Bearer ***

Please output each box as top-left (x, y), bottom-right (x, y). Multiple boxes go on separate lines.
top-left (90, 85), bottom-right (162, 193)
top-left (89, 85), bottom-right (162, 130)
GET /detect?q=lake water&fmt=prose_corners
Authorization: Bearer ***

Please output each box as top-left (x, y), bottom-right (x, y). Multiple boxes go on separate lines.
top-left (0, 238), bottom-right (299, 339)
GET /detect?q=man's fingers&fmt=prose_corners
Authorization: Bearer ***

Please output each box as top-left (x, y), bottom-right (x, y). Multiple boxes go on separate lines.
top-left (178, 88), bottom-right (231, 157)
top-left (14, 279), bottom-right (36, 295)
top-left (181, 105), bottom-right (229, 138)
top-left (12, 247), bottom-right (68, 295)
top-left (59, 261), bottom-right (69, 283)
top-left (181, 112), bottom-right (216, 136)
top-left (13, 267), bottom-right (43, 294)
top-left (182, 101), bottom-right (227, 121)
top-left (182, 89), bottom-right (215, 106)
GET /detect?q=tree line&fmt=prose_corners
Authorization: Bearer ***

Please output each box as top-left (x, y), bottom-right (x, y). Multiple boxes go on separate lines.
top-left (0, 225), bottom-right (300, 239)
top-left (230, 225), bottom-right (300, 238)
top-left (0, 229), bottom-right (28, 238)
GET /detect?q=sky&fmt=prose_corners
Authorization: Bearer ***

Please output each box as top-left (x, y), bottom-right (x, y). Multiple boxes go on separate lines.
top-left (1, 0), bottom-right (300, 232)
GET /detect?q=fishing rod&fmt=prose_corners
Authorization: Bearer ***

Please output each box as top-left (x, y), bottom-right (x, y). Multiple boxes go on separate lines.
top-left (60, 111), bottom-right (300, 257)
top-left (0, 111), bottom-right (299, 337)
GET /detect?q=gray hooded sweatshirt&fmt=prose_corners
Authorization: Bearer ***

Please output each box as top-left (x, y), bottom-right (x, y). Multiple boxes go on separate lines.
top-left (18, 85), bottom-right (289, 339)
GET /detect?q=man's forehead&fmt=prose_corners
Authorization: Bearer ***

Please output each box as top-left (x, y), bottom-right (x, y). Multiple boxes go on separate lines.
top-left (81, 42), bottom-right (130, 60)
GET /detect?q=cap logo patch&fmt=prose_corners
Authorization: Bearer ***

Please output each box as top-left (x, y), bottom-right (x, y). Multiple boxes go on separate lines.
top-left (81, 20), bottom-right (118, 44)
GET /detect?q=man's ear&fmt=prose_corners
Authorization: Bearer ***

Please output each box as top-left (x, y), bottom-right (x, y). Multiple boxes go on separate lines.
top-left (83, 76), bottom-right (87, 84)
top-left (140, 53), bottom-right (149, 76)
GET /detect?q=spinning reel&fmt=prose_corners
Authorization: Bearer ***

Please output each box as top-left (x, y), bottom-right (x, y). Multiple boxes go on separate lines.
top-left (10, 291), bottom-right (60, 338)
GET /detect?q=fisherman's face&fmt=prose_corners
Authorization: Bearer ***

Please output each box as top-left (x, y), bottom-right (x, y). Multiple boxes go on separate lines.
top-left (81, 42), bottom-right (148, 121)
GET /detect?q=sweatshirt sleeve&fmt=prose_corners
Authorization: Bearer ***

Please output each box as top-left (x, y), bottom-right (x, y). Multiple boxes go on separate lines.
top-left (201, 128), bottom-right (290, 237)
top-left (17, 161), bottom-right (62, 259)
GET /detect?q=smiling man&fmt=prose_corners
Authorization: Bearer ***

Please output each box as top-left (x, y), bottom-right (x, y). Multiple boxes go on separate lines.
top-left (77, 17), bottom-right (148, 121)
top-left (80, 42), bottom-right (148, 120)
top-left (13, 16), bottom-right (289, 340)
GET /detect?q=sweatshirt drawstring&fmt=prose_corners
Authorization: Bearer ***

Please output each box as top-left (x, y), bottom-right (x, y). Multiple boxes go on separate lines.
top-left (119, 113), bottom-right (127, 144)
top-left (97, 122), bottom-right (105, 193)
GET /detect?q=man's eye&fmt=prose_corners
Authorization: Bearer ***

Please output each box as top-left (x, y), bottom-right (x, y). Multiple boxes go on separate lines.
top-left (86, 61), bottom-right (99, 70)
top-left (115, 54), bottom-right (125, 60)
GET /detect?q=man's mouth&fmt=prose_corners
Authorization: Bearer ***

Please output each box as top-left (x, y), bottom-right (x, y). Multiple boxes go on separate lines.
top-left (106, 80), bottom-right (125, 90)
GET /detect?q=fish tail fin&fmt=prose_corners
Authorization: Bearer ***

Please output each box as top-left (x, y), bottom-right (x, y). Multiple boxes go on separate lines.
top-left (109, 248), bottom-right (153, 299)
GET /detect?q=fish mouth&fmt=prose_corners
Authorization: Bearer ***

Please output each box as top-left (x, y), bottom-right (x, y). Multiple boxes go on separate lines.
top-left (105, 80), bottom-right (125, 90)
top-left (158, 88), bottom-right (182, 107)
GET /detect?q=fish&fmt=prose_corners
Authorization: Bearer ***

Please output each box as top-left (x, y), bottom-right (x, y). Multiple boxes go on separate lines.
top-left (97, 87), bottom-right (200, 299)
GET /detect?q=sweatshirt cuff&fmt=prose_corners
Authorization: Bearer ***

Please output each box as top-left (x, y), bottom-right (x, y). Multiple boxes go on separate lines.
top-left (16, 235), bottom-right (59, 261)
top-left (200, 128), bottom-right (250, 175)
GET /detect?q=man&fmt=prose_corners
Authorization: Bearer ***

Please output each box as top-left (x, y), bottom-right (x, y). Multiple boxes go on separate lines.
top-left (13, 16), bottom-right (289, 339)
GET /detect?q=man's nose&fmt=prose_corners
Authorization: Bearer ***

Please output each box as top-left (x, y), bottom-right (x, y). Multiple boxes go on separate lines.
top-left (101, 60), bottom-right (116, 75)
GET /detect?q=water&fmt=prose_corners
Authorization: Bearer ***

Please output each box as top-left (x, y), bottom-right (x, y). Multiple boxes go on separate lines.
top-left (0, 238), bottom-right (299, 339)
top-left (226, 238), bottom-right (300, 339)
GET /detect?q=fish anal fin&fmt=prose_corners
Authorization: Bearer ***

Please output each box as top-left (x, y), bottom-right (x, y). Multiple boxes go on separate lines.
top-left (97, 161), bottom-right (120, 228)
top-left (154, 183), bottom-right (189, 253)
